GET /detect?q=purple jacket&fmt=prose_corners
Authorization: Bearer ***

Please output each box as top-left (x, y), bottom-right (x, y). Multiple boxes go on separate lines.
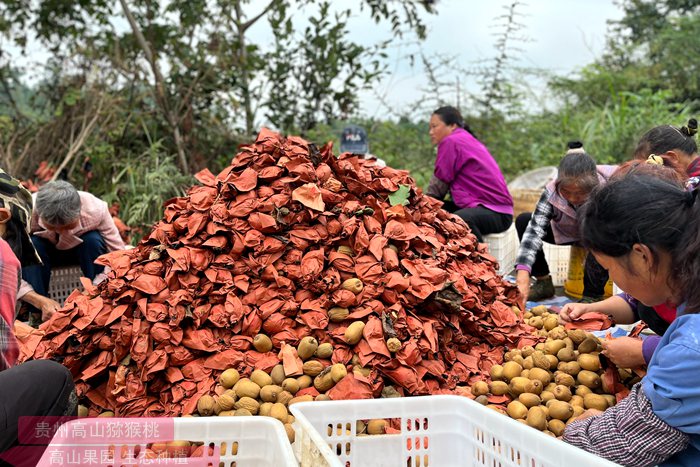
top-left (433, 128), bottom-right (513, 215)
top-left (545, 165), bottom-right (617, 244)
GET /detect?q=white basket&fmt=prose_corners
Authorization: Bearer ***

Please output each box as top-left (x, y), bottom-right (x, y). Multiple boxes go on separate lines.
top-left (542, 244), bottom-right (571, 286)
top-left (290, 395), bottom-right (618, 467)
top-left (483, 223), bottom-right (518, 275)
top-left (38, 417), bottom-right (297, 467)
top-left (48, 265), bottom-right (83, 305)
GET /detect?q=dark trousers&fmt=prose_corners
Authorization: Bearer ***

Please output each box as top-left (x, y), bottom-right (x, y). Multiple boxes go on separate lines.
top-left (0, 360), bottom-right (77, 466)
top-left (443, 202), bottom-right (512, 242)
top-left (21, 231), bottom-right (106, 309)
top-left (515, 212), bottom-right (608, 297)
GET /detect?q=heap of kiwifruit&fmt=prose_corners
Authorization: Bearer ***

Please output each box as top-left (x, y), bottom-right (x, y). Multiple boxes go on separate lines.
top-left (469, 305), bottom-right (638, 437)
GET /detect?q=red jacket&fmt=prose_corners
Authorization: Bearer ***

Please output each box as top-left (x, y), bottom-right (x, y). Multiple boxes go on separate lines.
top-left (0, 237), bottom-right (21, 370)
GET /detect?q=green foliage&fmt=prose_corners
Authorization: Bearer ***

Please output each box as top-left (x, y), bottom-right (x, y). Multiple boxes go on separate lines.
top-left (98, 144), bottom-right (193, 243)
top-left (265, 1), bottom-right (387, 132)
top-left (305, 118), bottom-right (434, 188)
top-left (475, 90), bottom-right (693, 177)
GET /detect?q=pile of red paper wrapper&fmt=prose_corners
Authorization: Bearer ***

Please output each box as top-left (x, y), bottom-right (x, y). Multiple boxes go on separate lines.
top-left (19, 129), bottom-right (538, 416)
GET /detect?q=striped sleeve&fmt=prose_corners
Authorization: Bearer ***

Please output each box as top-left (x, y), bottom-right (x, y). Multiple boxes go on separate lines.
top-left (515, 190), bottom-right (553, 272)
top-left (564, 383), bottom-right (688, 466)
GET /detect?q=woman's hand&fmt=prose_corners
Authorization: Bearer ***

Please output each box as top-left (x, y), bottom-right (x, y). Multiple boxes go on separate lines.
top-left (39, 297), bottom-right (61, 322)
top-left (558, 302), bottom-right (595, 323)
top-left (22, 291), bottom-right (62, 322)
top-left (516, 270), bottom-right (531, 308)
top-left (601, 337), bottom-right (645, 369)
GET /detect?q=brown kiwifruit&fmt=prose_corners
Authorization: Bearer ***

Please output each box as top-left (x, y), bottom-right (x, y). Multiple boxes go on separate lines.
top-left (577, 370), bottom-right (601, 389)
top-left (489, 381), bottom-right (510, 396)
top-left (552, 385), bottom-right (572, 402)
top-left (577, 353), bottom-right (601, 372)
top-left (502, 361), bottom-right (523, 382)
top-left (554, 372), bottom-right (575, 387)
top-left (532, 351), bottom-right (551, 370)
top-left (548, 419), bottom-right (566, 437)
top-left (526, 406), bottom-right (547, 431)
top-left (547, 400), bottom-right (574, 421)
top-left (509, 377), bottom-right (531, 397)
top-left (475, 395), bottom-right (489, 405)
top-left (570, 395), bottom-right (584, 408)
top-left (583, 393), bottom-right (609, 411)
top-left (506, 400), bottom-right (528, 419)
top-left (518, 393), bottom-right (542, 408)
top-left (471, 381), bottom-right (489, 397)
top-left (577, 337), bottom-right (598, 354)
top-left (528, 367), bottom-right (551, 386)
top-left (490, 364), bottom-right (505, 381)
top-left (556, 347), bottom-right (576, 362)
top-left (543, 339), bottom-right (566, 355)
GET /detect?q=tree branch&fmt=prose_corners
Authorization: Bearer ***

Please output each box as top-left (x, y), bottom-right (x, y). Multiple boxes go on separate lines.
top-left (50, 96), bottom-right (106, 182)
top-left (241, 0), bottom-right (281, 32)
top-left (118, 0), bottom-right (189, 171)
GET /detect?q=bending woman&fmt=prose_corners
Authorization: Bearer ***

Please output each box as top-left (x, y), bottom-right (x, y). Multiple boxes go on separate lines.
top-left (563, 174), bottom-right (700, 466)
top-left (426, 106), bottom-right (513, 242)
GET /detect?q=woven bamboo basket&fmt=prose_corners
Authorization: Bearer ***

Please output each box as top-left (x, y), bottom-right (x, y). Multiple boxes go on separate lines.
top-left (511, 188), bottom-right (543, 219)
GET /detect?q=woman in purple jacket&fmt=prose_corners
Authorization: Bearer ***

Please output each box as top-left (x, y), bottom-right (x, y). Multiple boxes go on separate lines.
top-left (425, 106), bottom-right (514, 242)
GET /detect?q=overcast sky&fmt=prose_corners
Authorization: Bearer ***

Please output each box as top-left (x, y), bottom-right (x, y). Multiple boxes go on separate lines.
top-left (254, 0), bottom-right (624, 119)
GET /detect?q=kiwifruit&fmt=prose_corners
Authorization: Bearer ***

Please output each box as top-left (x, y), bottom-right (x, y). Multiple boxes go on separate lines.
top-left (544, 340), bottom-right (566, 355)
top-left (547, 400), bottom-right (574, 421)
top-left (548, 419), bottom-right (566, 437)
top-left (475, 395), bottom-right (489, 405)
top-left (518, 393), bottom-right (542, 408)
top-left (552, 385), bottom-right (572, 402)
top-left (578, 338), bottom-right (598, 354)
top-left (506, 400), bottom-right (528, 419)
top-left (489, 381), bottom-right (510, 396)
top-left (583, 393), bottom-right (609, 411)
top-left (554, 372), bottom-right (575, 387)
top-left (509, 377), bottom-right (531, 397)
top-left (556, 348), bottom-right (576, 362)
top-left (528, 367), bottom-right (551, 386)
top-left (219, 369), bottom-right (240, 389)
top-left (532, 351), bottom-right (551, 370)
top-left (567, 329), bottom-right (587, 345)
top-left (490, 364), bottom-right (505, 381)
top-left (502, 361), bottom-right (523, 381)
top-left (570, 395), bottom-right (584, 408)
top-left (577, 370), bottom-right (601, 389)
top-left (577, 353), bottom-right (601, 372)
top-left (471, 381), bottom-right (489, 397)
top-left (526, 406), bottom-right (547, 430)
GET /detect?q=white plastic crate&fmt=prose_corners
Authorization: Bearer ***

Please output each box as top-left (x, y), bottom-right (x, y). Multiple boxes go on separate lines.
top-left (483, 223), bottom-right (518, 275)
top-left (291, 395), bottom-right (618, 467)
top-left (48, 265), bottom-right (83, 305)
top-left (38, 416), bottom-right (297, 467)
top-left (542, 244), bottom-right (571, 286)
